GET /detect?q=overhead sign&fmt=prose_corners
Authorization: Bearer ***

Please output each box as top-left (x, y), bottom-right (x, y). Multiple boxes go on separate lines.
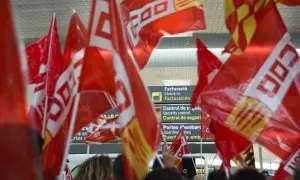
top-left (149, 86), bottom-right (195, 104)
top-left (160, 104), bottom-right (200, 123)
top-left (162, 123), bottom-right (201, 142)
top-left (73, 127), bottom-right (87, 143)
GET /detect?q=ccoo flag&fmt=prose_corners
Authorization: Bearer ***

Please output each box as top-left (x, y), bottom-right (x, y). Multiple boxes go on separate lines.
top-left (170, 128), bottom-right (191, 172)
top-left (110, 0), bottom-right (161, 179)
top-left (80, 0), bottom-right (206, 99)
top-left (27, 15), bottom-right (63, 135)
top-left (199, 0), bottom-right (300, 175)
top-left (42, 12), bottom-right (87, 180)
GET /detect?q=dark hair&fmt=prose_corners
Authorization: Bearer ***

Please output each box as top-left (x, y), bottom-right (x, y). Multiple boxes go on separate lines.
top-left (294, 164), bottom-right (300, 180)
top-left (74, 155), bottom-right (112, 180)
top-left (207, 170), bottom-right (227, 180)
top-left (113, 155), bottom-right (125, 180)
top-left (232, 168), bottom-right (265, 180)
top-left (144, 168), bottom-right (183, 180)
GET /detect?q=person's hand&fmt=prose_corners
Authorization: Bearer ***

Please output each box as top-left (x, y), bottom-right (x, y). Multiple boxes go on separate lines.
top-left (193, 174), bottom-right (202, 180)
top-left (162, 141), bottom-right (176, 168)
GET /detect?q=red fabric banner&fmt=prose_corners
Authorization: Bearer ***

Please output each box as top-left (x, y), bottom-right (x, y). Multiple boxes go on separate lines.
top-left (80, 0), bottom-right (206, 98)
top-left (200, 112), bottom-right (214, 139)
top-left (42, 12), bottom-right (87, 180)
top-left (85, 116), bottom-right (121, 144)
top-left (199, 0), bottom-right (300, 162)
top-left (0, 1), bottom-right (41, 179)
top-left (170, 128), bottom-right (191, 171)
top-left (277, 0), bottom-right (300, 6)
top-left (27, 15), bottom-right (63, 135)
top-left (110, 0), bottom-right (161, 179)
top-left (273, 144), bottom-right (300, 180)
top-left (120, 0), bottom-right (206, 69)
top-left (191, 39), bottom-right (222, 108)
top-left (192, 39), bottom-right (251, 167)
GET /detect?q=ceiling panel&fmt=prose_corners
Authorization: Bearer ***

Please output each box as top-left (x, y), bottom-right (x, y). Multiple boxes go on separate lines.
top-left (12, 0), bottom-right (300, 40)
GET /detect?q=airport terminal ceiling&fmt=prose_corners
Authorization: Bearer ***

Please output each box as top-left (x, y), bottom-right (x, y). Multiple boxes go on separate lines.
top-left (13, 0), bottom-right (300, 86)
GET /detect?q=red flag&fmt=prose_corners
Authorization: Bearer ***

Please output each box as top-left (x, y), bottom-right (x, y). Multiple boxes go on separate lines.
top-left (0, 0), bottom-right (42, 179)
top-left (200, 112), bottom-right (214, 139)
top-left (110, 0), bottom-right (161, 179)
top-left (273, 144), bottom-right (300, 180)
top-left (85, 116), bottom-right (121, 144)
top-left (80, 0), bottom-right (206, 98)
top-left (170, 128), bottom-right (191, 172)
top-left (42, 12), bottom-right (87, 180)
top-left (191, 39), bottom-right (251, 167)
top-left (277, 0), bottom-right (300, 6)
top-left (191, 39), bottom-right (222, 108)
top-left (65, 160), bottom-right (72, 180)
top-left (199, 0), bottom-right (300, 162)
top-left (210, 120), bottom-right (251, 168)
top-left (77, 0), bottom-right (116, 129)
top-left (79, 0), bottom-right (115, 98)
top-left (27, 15), bottom-right (63, 135)
top-left (26, 36), bottom-right (48, 84)
top-left (120, 0), bottom-right (206, 69)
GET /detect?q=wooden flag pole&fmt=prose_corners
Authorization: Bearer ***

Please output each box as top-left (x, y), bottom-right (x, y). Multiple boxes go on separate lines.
top-left (60, 93), bottom-right (81, 174)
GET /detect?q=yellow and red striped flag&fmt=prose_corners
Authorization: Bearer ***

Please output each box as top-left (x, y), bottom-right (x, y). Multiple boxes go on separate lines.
top-left (224, 0), bottom-right (300, 55)
top-left (224, 0), bottom-right (268, 55)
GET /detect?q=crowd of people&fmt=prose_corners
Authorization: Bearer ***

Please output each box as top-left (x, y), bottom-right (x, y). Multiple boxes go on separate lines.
top-left (71, 154), bottom-right (300, 180)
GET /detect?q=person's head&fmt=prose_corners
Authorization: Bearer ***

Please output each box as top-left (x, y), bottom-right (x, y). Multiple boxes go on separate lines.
top-left (74, 155), bottom-right (112, 180)
top-left (232, 168), bottom-right (265, 180)
top-left (261, 170), bottom-right (269, 177)
top-left (113, 155), bottom-right (125, 180)
top-left (293, 164), bottom-right (300, 180)
top-left (144, 168), bottom-right (183, 180)
top-left (207, 170), bottom-right (227, 180)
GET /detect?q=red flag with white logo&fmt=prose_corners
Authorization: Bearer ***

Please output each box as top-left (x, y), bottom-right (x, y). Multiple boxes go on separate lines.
top-left (85, 116), bottom-right (121, 144)
top-left (80, 0), bottom-right (206, 98)
top-left (273, 144), bottom-right (300, 180)
top-left (120, 0), bottom-right (206, 69)
top-left (199, 0), bottom-right (300, 164)
top-left (110, 0), bottom-right (161, 179)
top-left (42, 12), bottom-right (87, 180)
top-left (27, 15), bottom-right (63, 135)
top-left (0, 0), bottom-right (42, 179)
top-left (170, 128), bottom-right (191, 172)
top-left (42, 12), bottom-right (114, 179)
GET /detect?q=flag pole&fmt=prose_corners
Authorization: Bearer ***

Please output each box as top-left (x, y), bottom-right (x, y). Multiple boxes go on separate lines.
top-left (41, 96), bottom-right (49, 137)
top-left (42, 13), bottom-right (56, 138)
top-left (189, 151), bottom-right (198, 175)
top-left (259, 145), bottom-right (263, 171)
top-left (60, 93), bottom-right (81, 174)
top-left (156, 153), bottom-right (164, 168)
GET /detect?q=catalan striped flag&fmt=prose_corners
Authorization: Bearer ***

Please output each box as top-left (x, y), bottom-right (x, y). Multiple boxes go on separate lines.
top-left (224, 0), bottom-right (300, 55)
top-left (224, 0), bottom-right (268, 55)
